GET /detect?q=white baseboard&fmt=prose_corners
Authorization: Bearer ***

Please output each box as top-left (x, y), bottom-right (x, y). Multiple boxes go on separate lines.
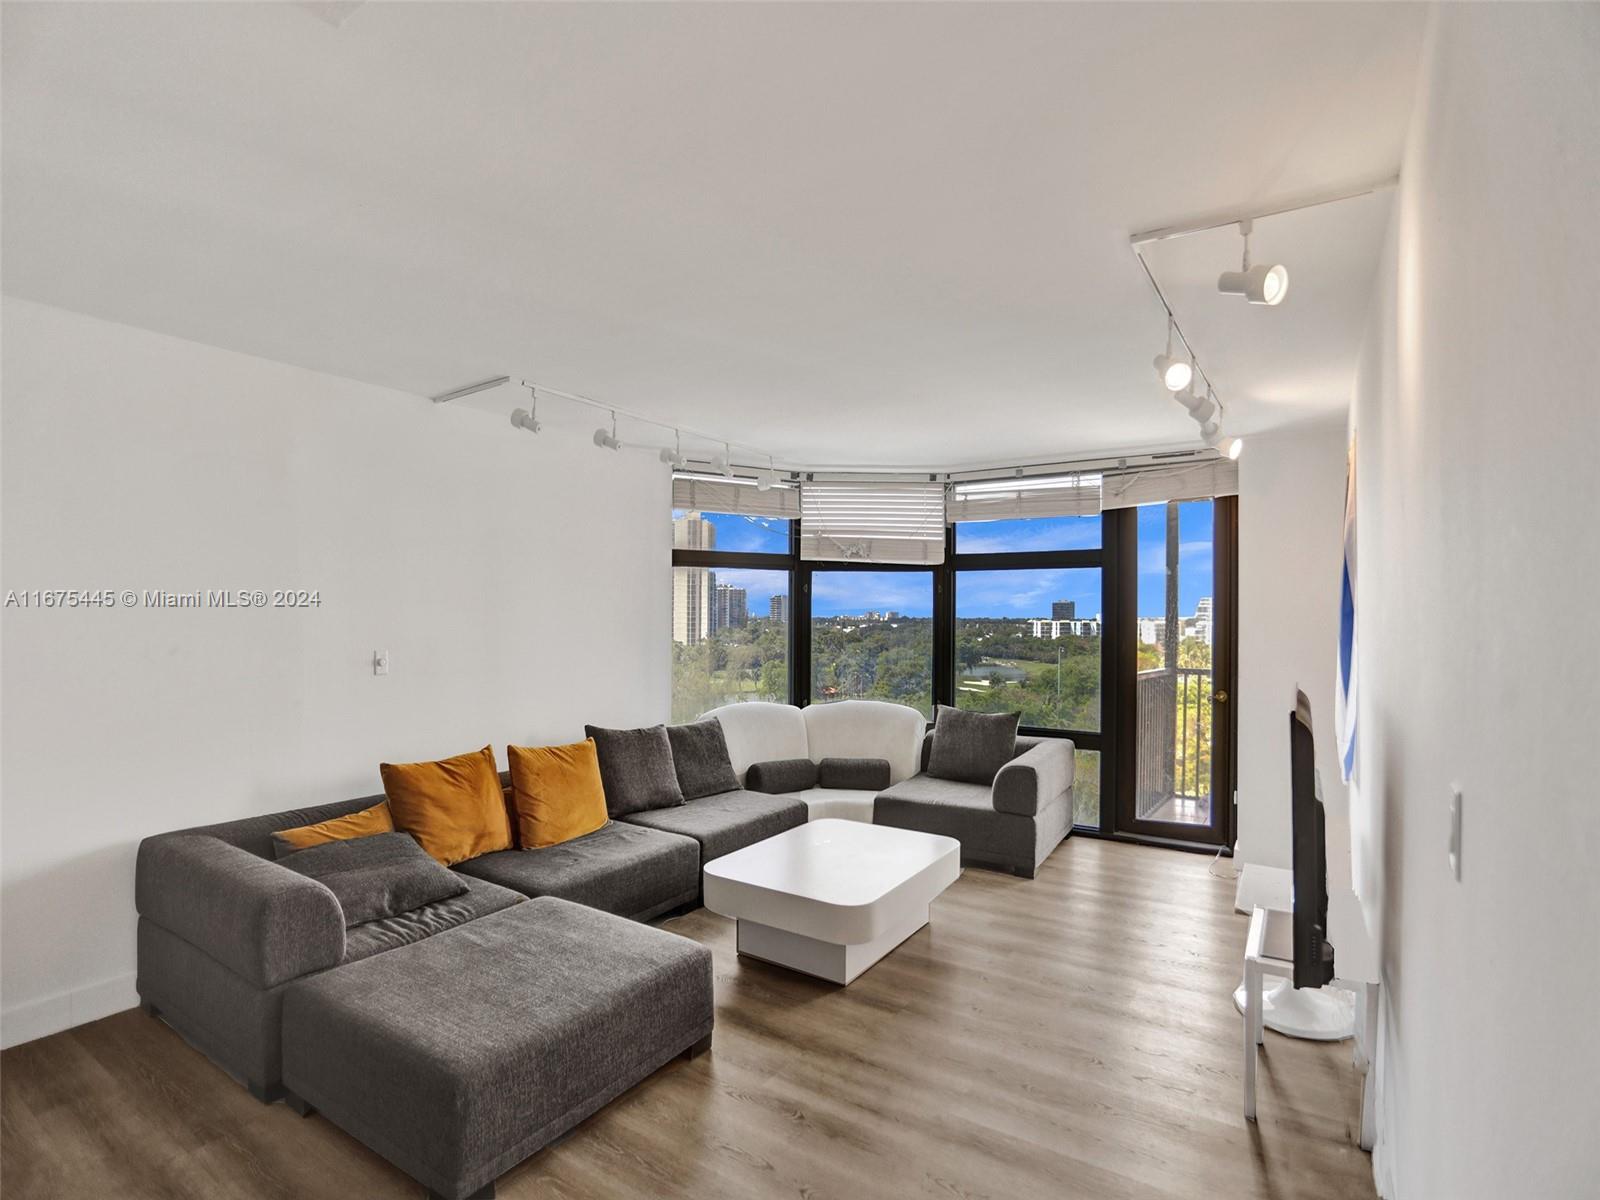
top-left (1, 972), bottom-right (139, 1050)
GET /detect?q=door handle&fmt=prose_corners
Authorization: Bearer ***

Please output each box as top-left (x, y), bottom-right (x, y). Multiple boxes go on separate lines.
top-left (1214, 690), bottom-right (1228, 703)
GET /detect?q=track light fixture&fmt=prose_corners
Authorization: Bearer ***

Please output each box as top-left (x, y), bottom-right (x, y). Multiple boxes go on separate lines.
top-left (1217, 218), bottom-right (1288, 305)
top-left (593, 411), bottom-right (622, 451)
top-left (1153, 315), bottom-right (1193, 392)
top-left (509, 386), bottom-right (540, 433)
top-left (659, 430), bottom-right (686, 469)
top-left (1199, 420), bottom-right (1223, 446)
top-left (1217, 435), bottom-right (1244, 460)
top-left (439, 373), bottom-right (779, 472)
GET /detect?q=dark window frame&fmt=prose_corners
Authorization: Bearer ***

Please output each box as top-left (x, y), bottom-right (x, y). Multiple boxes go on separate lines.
top-left (670, 501), bottom-right (1236, 849)
top-left (948, 525), bottom-right (1108, 830)
top-left (799, 557), bottom-right (939, 716)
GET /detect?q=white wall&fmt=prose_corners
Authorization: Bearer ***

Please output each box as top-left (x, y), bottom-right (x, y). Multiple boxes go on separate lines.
top-left (1234, 421), bottom-right (1350, 887)
top-left (0, 299), bottom-right (671, 1047)
top-left (1350, 7), bottom-right (1600, 1197)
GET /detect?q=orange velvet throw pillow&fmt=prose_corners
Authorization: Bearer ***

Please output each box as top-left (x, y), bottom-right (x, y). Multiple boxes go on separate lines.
top-left (379, 745), bottom-right (513, 866)
top-left (507, 740), bottom-right (610, 849)
top-left (271, 801), bottom-right (394, 858)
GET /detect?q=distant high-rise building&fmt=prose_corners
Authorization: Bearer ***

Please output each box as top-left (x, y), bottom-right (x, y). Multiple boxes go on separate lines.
top-left (672, 512), bottom-right (716, 645)
top-left (1052, 600), bottom-right (1076, 621)
top-left (673, 567), bottom-right (714, 645)
top-left (713, 583), bottom-right (748, 632)
top-left (1030, 617), bottom-right (1101, 640)
top-left (769, 595), bottom-right (789, 624)
top-left (672, 511), bottom-right (716, 552)
top-left (1193, 596), bottom-right (1214, 645)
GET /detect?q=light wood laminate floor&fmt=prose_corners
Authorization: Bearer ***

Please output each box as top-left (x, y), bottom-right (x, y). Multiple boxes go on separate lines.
top-left (1, 838), bottom-right (1376, 1199)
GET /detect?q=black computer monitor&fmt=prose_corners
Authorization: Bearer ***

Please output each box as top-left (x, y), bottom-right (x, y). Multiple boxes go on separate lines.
top-left (1290, 689), bottom-right (1335, 989)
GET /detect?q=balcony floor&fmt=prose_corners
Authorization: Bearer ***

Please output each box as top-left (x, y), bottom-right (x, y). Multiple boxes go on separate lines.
top-left (1140, 794), bottom-right (1213, 826)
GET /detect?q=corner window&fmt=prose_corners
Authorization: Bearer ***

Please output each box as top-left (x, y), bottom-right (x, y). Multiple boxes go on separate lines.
top-left (809, 570), bottom-right (934, 718)
top-left (952, 516), bottom-right (1104, 828)
top-left (670, 510), bottom-right (791, 723)
top-left (953, 567), bottom-right (1102, 732)
top-left (953, 514), bottom-right (1101, 554)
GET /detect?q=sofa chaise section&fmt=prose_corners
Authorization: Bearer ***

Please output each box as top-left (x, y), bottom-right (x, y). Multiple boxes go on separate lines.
top-left (873, 734), bottom-right (1075, 877)
top-left (454, 820), bottom-right (699, 921)
top-left (135, 797), bottom-right (525, 1099)
top-left (280, 897), bottom-right (714, 1200)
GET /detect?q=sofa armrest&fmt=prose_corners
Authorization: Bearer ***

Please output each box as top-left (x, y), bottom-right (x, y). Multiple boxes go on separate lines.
top-left (992, 739), bottom-right (1076, 817)
top-left (744, 758), bottom-right (819, 794)
top-left (136, 834), bottom-right (345, 988)
top-left (817, 758), bottom-right (891, 791)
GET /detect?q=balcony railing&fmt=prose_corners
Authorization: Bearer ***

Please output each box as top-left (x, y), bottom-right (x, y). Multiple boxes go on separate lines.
top-left (1135, 665), bottom-right (1213, 823)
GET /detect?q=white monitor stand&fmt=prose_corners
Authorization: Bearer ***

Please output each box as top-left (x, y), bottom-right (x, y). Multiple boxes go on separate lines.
top-left (1237, 904), bottom-right (1379, 1150)
top-left (1232, 973), bottom-right (1355, 1039)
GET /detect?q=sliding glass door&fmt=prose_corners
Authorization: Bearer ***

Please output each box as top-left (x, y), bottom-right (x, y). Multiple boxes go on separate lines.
top-left (1112, 498), bottom-right (1236, 846)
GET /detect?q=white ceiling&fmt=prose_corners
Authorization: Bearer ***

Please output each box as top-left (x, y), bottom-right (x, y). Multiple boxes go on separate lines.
top-left (2, 2), bottom-right (1426, 468)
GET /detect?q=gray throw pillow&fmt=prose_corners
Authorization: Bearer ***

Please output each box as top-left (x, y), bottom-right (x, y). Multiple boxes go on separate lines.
top-left (745, 758), bottom-right (820, 794)
top-left (818, 757), bottom-right (892, 790)
top-left (666, 719), bottom-right (740, 800)
top-left (277, 832), bottom-right (466, 927)
top-left (584, 723), bottom-right (686, 815)
top-left (927, 705), bottom-right (1021, 786)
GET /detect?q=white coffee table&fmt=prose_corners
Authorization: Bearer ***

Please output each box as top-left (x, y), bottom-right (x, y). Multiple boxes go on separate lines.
top-left (702, 818), bottom-right (962, 985)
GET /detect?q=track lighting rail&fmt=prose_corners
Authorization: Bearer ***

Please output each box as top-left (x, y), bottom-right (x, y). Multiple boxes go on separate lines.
top-left (1128, 175), bottom-right (1399, 248)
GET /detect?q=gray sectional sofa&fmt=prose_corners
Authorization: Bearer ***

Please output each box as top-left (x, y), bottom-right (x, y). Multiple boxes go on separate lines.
top-left (134, 722), bottom-right (802, 1200)
top-left (133, 705), bottom-right (1062, 1197)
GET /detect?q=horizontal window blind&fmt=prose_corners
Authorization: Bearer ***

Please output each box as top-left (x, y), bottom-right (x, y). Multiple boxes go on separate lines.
top-left (800, 481), bottom-right (946, 564)
top-left (671, 475), bottom-right (800, 519)
top-left (947, 473), bottom-right (1102, 523)
top-left (1100, 459), bottom-right (1238, 509)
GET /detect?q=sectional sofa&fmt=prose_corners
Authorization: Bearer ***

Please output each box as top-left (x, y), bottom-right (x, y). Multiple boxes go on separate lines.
top-left (134, 700), bottom-right (1072, 1197)
top-left (135, 730), bottom-right (803, 1199)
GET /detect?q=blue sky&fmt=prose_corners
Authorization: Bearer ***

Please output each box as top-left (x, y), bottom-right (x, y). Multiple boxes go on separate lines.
top-left (1136, 501), bottom-right (1214, 617)
top-left (676, 504), bottom-right (1214, 621)
top-left (680, 511), bottom-right (789, 555)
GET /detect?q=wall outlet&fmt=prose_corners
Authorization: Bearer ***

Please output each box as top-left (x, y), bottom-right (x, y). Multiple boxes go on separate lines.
top-left (372, 649), bottom-right (389, 676)
top-left (1447, 786), bottom-right (1462, 881)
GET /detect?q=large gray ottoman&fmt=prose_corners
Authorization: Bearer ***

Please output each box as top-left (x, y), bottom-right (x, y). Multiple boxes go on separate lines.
top-left (280, 897), bottom-right (714, 1200)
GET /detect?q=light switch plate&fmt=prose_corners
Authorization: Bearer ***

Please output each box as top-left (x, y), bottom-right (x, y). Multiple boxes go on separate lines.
top-left (373, 649), bottom-right (389, 676)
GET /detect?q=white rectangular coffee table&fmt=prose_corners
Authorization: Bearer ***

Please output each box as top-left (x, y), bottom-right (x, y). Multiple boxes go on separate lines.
top-left (702, 818), bottom-right (961, 985)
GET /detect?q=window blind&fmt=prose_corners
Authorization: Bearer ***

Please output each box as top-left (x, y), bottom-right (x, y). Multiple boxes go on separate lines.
top-left (800, 480), bottom-right (947, 564)
top-left (671, 475), bottom-right (800, 519)
top-left (1099, 458), bottom-right (1239, 509)
top-left (946, 473), bottom-right (1102, 523)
